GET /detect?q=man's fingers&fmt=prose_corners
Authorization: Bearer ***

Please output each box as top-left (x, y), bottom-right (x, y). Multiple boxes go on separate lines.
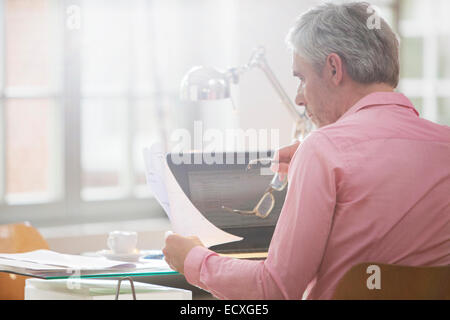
top-left (162, 248), bottom-right (177, 271)
top-left (271, 142), bottom-right (300, 174)
top-left (162, 234), bottom-right (204, 275)
top-left (270, 162), bottom-right (290, 174)
top-left (164, 256), bottom-right (177, 271)
top-left (273, 149), bottom-right (291, 163)
top-left (273, 141), bottom-right (300, 163)
top-left (164, 230), bottom-right (174, 240)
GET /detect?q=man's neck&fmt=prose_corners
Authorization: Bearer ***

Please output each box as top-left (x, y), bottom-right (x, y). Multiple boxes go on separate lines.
top-left (339, 82), bottom-right (394, 116)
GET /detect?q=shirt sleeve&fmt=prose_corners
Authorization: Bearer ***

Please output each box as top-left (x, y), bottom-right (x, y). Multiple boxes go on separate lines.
top-left (183, 131), bottom-right (343, 299)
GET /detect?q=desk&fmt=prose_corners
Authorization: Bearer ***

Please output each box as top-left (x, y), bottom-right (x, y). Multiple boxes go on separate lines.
top-left (0, 264), bottom-right (177, 279)
top-left (0, 263), bottom-right (189, 300)
top-left (25, 278), bottom-right (191, 300)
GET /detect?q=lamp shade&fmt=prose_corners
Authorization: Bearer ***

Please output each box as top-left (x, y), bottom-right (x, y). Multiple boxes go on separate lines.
top-left (180, 66), bottom-right (231, 101)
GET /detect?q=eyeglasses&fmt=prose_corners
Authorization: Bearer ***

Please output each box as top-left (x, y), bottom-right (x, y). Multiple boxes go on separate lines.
top-left (221, 158), bottom-right (288, 219)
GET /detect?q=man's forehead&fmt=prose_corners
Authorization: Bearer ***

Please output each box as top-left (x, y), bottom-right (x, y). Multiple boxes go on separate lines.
top-left (292, 53), bottom-right (305, 75)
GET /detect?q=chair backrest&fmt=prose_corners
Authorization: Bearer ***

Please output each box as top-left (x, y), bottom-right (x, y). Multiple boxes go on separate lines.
top-left (0, 222), bottom-right (49, 300)
top-left (332, 262), bottom-right (450, 300)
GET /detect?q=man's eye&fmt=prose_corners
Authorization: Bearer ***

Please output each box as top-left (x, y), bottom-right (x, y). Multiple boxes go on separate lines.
top-left (299, 78), bottom-right (306, 86)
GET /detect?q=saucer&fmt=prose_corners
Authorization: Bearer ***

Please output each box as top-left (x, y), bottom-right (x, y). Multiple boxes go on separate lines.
top-left (98, 249), bottom-right (143, 262)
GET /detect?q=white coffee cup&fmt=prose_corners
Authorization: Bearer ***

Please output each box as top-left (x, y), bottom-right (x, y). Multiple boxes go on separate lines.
top-left (107, 231), bottom-right (138, 254)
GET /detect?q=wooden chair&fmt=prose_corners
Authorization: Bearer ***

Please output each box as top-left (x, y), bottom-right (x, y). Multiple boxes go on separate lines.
top-left (0, 222), bottom-right (49, 300)
top-left (332, 262), bottom-right (450, 300)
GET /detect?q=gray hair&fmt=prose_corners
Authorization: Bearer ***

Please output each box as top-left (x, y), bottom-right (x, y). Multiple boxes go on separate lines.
top-left (286, 2), bottom-right (400, 88)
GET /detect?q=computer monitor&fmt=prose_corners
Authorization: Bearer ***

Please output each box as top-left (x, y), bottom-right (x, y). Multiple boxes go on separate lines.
top-left (166, 151), bottom-right (287, 253)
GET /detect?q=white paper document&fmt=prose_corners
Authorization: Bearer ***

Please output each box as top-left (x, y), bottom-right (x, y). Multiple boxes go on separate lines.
top-left (0, 257), bottom-right (66, 271)
top-left (0, 250), bottom-right (174, 277)
top-left (142, 145), bottom-right (171, 218)
top-left (0, 250), bottom-right (135, 271)
top-left (143, 143), bottom-right (242, 248)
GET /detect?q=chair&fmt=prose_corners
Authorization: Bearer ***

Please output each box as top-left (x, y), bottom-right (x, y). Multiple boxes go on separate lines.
top-left (332, 262), bottom-right (450, 300)
top-left (0, 222), bottom-right (49, 300)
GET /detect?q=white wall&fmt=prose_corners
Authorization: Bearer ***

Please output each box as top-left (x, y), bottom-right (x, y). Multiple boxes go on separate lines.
top-left (235, 0), bottom-right (317, 147)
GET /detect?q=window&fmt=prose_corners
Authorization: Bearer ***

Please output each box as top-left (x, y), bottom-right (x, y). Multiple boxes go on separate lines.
top-left (0, 0), bottom-right (238, 225)
top-left (398, 0), bottom-right (450, 125)
top-left (2, 0), bottom-right (61, 205)
top-left (79, 0), bottom-right (158, 200)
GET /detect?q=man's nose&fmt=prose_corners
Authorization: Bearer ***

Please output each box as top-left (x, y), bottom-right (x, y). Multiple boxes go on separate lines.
top-left (295, 87), bottom-right (306, 107)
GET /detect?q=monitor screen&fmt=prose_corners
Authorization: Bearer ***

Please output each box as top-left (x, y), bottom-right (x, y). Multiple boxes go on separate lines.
top-left (167, 152), bottom-right (287, 253)
top-left (187, 169), bottom-right (283, 228)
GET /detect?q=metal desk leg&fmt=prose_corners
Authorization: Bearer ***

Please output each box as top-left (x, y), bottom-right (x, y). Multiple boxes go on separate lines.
top-left (115, 277), bottom-right (137, 300)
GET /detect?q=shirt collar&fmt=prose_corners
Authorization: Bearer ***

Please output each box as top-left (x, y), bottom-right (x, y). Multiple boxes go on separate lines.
top-left (338, 91), bottom-right (419, 122)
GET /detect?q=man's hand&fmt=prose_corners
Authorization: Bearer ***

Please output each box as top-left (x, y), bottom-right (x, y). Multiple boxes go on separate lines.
top-left (162, 234), bottom-right (205, 274)
top-left (271, 140), bottom-right (301, 176)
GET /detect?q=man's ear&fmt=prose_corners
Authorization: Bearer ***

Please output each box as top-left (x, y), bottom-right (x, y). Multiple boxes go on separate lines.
top-left (326, 53), bottom-right (343, 85)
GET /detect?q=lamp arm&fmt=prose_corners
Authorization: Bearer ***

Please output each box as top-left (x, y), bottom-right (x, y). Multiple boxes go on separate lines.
top-left (232, 47), bottom-right (311, 140)
top-left (255, 57), bottom-right (304, 119)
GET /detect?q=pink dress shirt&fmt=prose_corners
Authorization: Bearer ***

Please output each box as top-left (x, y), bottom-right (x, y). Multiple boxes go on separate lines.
top-left (184, 92), bottom-right (450, 300)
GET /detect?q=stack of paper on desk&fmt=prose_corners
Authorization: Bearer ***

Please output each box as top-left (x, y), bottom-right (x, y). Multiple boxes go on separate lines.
top-left (0, 249), bottom-right (171, 277)
top-left (0, 250), bottom-right (135, 270)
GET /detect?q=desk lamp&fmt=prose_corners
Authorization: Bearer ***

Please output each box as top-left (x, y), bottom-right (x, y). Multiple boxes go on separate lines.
top-left (180, 46), bottom-right (312, 141)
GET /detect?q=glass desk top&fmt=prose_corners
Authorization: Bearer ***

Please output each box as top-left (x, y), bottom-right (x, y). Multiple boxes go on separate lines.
top-left (0, 265), bottom-right (179, 280)
top-left (0, 249), bottom-right (179, 280)
top-left (0, 251), bottom-right (266, 280)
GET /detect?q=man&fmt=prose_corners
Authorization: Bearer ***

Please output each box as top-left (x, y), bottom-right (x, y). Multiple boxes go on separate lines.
top-left (163, 2), bottom-right (450, 299)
